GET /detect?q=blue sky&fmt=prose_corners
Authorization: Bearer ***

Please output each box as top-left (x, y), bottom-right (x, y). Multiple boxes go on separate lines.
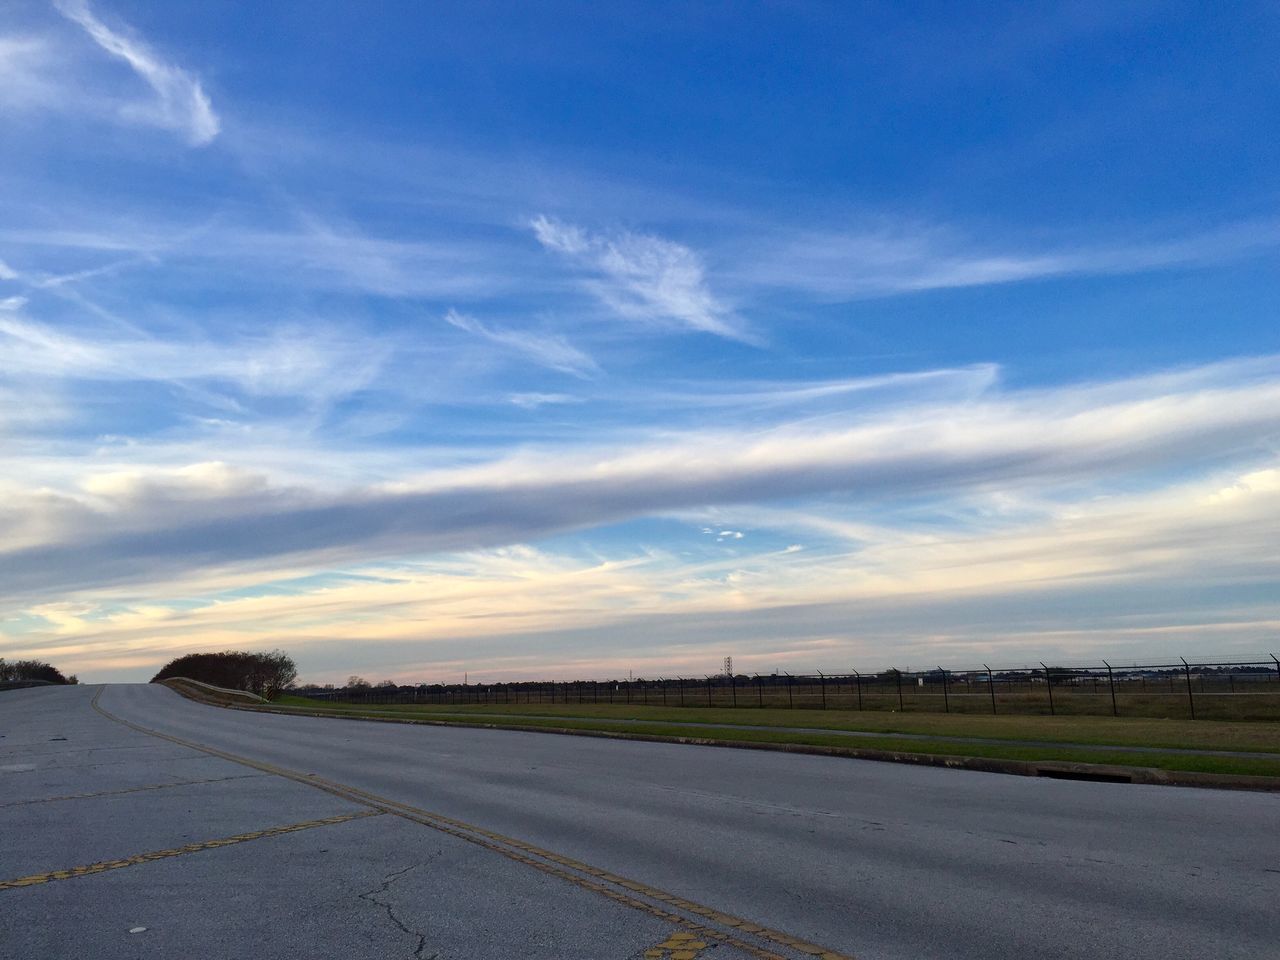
top-left (2, 1), bottom-right (1278, 683)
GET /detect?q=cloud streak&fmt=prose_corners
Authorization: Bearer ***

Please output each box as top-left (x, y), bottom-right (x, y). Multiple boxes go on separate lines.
top-left (444, 309), bottom-right (600, 379)
top-left (8, 462), bottom-right (1279, 682)
top-left (532, 216), bottom-right (757, 343)
top-left (3, 355), bottom-right (1279, 604)
top-left (0, 308), bottom-right (388, 409)
top-left (740, 218), bottom-right (1280, 300)
top-left (53, 0), bottom-right (219, 145)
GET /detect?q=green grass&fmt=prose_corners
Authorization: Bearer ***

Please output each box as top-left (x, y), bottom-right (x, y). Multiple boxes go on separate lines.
top-left (270, 695), bottom-right (1280, 752)
top-left (263, 695), bottom-right (1280, 779)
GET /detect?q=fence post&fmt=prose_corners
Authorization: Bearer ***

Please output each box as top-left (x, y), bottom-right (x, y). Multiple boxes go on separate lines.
top-left (678, 677), bottom-right (686, 707)
top-left (939, 667), bottom-right (949, 714)
top-left (1103, 660), bottom-right (1118, 717)
top-left (853, 670), bottom-right (863, 711)
top-left (1040, 662), bottom-right (1055, 716)
top-left (755, 673), bottom-right (763, 707)
top-left (730, 672), bottom-right (737, 707)
top-left (786, 673), bottom-right (794, 709)
top-left (705, 675), bottom-right (713, 707)
top-left (818, 671), bottom-right (827, 710)
top-left (984, 665), bottom-right (996, 715)
top-left (895, 669), bottom-right (904, 711)
top-left (1182, 657), bottom-right (1196, 720)
top-left (1272, 654), bottom-right (1279, 685)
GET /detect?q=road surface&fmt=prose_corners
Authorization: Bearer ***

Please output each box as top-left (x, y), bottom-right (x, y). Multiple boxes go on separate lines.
top-left (2, 684), bottom-right (1276, 959)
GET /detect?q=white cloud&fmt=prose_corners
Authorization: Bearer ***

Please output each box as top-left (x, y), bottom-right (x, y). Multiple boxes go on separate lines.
top-left (530, 217), bottom-right (589, 255)
top-left (0, 35), bottom-right (60, 111)
top-left (3, 355), bottom-right (1280, 604)
top-left (53, 0), bottom-right (219, 146)
top-left (0, 310), bottom-right (387, 404)
top-left (7, 460), bottom-right (1280, 680)
top-left (508, 392), bottom-right (580, 410)
top-left (444, 309), bottom-right (600, 379)
top-left (741, 218), bottom-right (1280, 300)
top-left (531, 216), bottom-right (756, 343)
top-left (0, 259), bottom-right (18, 280)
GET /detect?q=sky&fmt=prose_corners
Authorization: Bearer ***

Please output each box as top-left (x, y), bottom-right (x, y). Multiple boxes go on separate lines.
top-left (1, 1), bottom-right (1278, 684)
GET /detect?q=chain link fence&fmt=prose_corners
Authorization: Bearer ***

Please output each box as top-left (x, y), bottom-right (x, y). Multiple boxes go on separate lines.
top-left (295, 655), bottom-right (1280, 721)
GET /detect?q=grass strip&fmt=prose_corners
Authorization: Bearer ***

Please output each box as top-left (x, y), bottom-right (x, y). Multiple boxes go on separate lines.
top-left (270, 696), bottom-right (1280, 755)
top-left (263, 698), bottom-right (1280, 779)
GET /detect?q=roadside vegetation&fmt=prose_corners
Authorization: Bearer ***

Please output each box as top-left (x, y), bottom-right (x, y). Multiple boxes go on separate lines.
top-left (270, 697), bottom-right (1280, 753)
top-left (151, 650), bottom-right (297, 699)
top-left (0, 658), bottom-right (78, 686)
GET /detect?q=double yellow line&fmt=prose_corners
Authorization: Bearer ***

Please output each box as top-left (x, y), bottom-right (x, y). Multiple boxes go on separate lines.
top-left (14, 687), bottom-right (853, 960)
top-left (0, 810), bottom-right (380, 890)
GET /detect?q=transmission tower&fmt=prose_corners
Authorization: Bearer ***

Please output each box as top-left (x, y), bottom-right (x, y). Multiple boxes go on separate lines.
top-left (723, 656), bottom-right (733, 677)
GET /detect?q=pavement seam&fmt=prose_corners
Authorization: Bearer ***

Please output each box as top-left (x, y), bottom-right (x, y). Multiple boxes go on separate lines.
top-left (91, 686), bottom-right (849, 960)
top-left (0, 809), bottom-right (382, 890)
top-left (0, 773), bottom-right (266, 808)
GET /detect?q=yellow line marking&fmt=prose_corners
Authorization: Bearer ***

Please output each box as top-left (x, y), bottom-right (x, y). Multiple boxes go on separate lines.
top-left (645, 929), bottom-right (713, 958)
top-left (0, 809), bottom-right (380, 890)
top-left (89, 687), bottom-right (854, 960)
top-left (0, 774), bottom-right (264, 808)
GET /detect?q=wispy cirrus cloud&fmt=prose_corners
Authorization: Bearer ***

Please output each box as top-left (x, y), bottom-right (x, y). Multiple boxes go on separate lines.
top-left (51, 0), bottom-right (219, 145)
top-left (739, 217), bottom-right (1280, 300)
top-left (0, 308), bottom-right (388, 405)
top-left (531, 215), bottom-right (757, 344)
top-left (0, 35), bottom-right (60, 112)
top-left (0, 211), bottom-right (523, 303)
top-left (508, 392), bottom-right (581, 410)
top-left (444, 308), bottom-right (600, 379)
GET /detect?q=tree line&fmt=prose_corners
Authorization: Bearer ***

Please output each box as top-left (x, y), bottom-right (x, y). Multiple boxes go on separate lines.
top-left (151, 650), bottom-right (297, 699)
top-left (0, 658), bottom-right (77, 685)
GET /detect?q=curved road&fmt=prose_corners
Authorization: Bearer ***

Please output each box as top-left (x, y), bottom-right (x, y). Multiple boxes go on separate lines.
top-left (2, 684), bottom-right (1276, 959)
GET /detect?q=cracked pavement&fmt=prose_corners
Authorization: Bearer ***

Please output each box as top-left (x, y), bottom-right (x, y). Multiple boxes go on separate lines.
top-left (3, 684), bottom-right (1278, 960)
top-left (1, 686), bottom-right (751, 960)
top-left (357, 860), bottom-right (439, 960)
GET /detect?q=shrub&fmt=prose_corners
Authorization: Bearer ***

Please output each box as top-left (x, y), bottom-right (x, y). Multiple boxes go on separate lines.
top-left (0, 658), bottom-right (73, 684)
top-left (151, 649), bottom-right (298, 699)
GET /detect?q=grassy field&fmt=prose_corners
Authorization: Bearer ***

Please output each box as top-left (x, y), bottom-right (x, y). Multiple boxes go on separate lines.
top-left (266, 695), bottom-right (1280, 779)
top-left (285, 681), bottom-right (1280, 722)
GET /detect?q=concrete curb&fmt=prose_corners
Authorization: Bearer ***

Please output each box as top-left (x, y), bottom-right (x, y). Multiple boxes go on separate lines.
top-left (157, 677), bottom-right (266, 705)
top-left (160, 684), bottom-right (1280, 793)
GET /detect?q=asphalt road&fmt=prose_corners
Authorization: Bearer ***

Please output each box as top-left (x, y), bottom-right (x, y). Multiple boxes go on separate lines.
top-left (2, 685), bottom-right (1276, 960)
